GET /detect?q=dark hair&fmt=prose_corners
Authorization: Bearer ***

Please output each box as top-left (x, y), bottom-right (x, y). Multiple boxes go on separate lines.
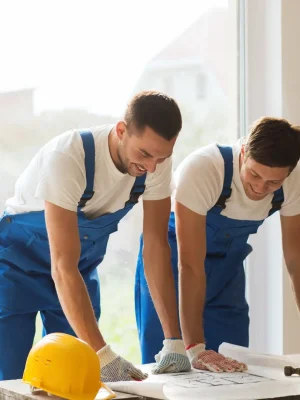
top-left (124, 90), bottom-right (182, 141)
top-left (245, 117), bottom-right (300, 171)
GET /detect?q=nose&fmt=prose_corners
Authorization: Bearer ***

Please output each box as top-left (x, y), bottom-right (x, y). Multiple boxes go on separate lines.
top-left (145, 159), bottom-right (157, 173)
top-left (255, 181), bottom-right (268, 193)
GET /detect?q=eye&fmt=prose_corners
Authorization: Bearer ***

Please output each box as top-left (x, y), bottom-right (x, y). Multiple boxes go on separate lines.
top-left (270, 180), bottom-right (280, 185)
top-left (140, 151), bottom-right (149, 158)
top-left (251, 171), bottom-right (258, 177)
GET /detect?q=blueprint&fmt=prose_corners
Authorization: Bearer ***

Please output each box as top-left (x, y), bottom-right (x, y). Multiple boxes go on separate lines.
top-left (156, 369), bottom-right (270, 388)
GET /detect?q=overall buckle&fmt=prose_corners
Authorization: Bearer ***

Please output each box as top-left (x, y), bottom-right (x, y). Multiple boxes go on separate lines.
top-left (215, 188), bottom-right (232, 209)
top-left (125, 184), bottom-right (145, 206)
top-left (78, 191), bottom-right (94, 208)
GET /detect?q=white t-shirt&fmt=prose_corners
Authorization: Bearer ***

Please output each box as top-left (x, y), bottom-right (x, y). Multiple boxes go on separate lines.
top-left (6, 125), bottom-right (174, 219)
top-left (174, 140), bottom-right (300, 220)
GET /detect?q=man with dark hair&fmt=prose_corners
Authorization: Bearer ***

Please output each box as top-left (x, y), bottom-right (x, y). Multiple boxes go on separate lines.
top-left (0, 90), bottom-right (189, 382)
top-left (136, 117), bottom-right (300, 373)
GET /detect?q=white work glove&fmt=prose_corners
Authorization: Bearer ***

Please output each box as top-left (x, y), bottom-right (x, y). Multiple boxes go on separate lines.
top-left (151, 339), bottom-right (191, 374)
top-left (97, 345), bottom-right (148, 382)
top-left (187, 343), bottom-right (248, 373)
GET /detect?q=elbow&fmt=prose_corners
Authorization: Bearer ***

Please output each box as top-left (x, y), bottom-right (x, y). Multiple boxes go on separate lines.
top-left (178, 261), bottom-right (192, 274)
top-left (142, 239), bottom-right (170, 260)
top-left (51, 262), bottom-right (64, 283)
top-left (178, 259), bottom-right (205, 279)
top-left (286, 259), bottom-right (299, 279)
top-left (51, 256), bottom-right (78, 282)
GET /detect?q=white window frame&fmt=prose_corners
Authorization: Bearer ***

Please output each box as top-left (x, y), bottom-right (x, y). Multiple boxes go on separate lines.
top-left (242, 0), bottom-right (300, 354)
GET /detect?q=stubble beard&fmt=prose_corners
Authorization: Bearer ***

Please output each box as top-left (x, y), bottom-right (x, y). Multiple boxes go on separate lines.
top-left (116, 145), bottom-right (128, 174)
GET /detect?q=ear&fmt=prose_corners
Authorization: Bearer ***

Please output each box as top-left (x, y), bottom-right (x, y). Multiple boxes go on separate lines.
top-left (240, 144), bottom-right (245, 163)
top-left (115, 121), bottom-right (126, 140)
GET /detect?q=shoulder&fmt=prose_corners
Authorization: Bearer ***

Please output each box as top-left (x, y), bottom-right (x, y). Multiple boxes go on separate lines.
top-left (280, 161), bottom-right (300, 216)
top-left (174, 144), bottom-right (225, 216)
top-left (175, 143), bottom-right (224, 184)
top-left (38, 129), bottom-right (82, 158)
top-left (282, 161), bottom-right (300, 200)
top-left (284, 162), bottom-right (300, 190)
top-left (91, 124), bottom-right (115, 145)
top-left (38, 124), bottom-right (114, 162)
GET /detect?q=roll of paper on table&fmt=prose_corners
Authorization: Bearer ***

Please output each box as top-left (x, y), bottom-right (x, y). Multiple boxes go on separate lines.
top-left (284, 366), bottom-right (300, 376)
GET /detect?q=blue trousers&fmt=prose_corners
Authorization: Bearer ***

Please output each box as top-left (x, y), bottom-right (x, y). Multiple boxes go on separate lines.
top-left (0, 264), bottom-right (100, 380)
top-left (135, 232), bottom-right (250, 364)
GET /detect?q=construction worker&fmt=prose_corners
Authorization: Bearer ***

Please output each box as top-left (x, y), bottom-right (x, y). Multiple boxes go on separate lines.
top-left (136, 117), bottom-right (300, 373)
top-left (0, 90), bottom-right (189, 381)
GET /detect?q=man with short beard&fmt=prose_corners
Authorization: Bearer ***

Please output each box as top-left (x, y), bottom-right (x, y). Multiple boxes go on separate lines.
top-left (136, 117), bottom-right (300, 374)
top-left (0, 90), bottom-right (190, 382)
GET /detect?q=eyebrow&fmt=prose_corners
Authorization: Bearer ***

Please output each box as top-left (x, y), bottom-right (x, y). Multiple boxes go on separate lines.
top-left (140, 149), bottom-right (153, 158)
top-left (250, 169), bottom-right (260, 177)
top-left (139, 148), bottom-right (173, 158)
top-left (250, 169), bottom-right (282, 182)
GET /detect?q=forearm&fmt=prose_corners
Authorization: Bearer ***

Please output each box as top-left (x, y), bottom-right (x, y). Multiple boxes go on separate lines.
top-left (143, 243), bottom-right (181, 338)
top-left (52, 264), bottom-right (106, 351)
top-left (179, 262), bottom-right (206, 346)
top-left (287, 260), bottom-right (300, 313)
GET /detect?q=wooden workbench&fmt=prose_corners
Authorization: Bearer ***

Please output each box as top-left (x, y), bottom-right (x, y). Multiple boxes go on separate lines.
top-left (0, 380), bottom-right (152, 400)
top-left (0, 379), bottom-right (300, 400)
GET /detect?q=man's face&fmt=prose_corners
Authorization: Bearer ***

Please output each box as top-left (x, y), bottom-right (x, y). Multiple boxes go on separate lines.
top-left (115, 121), bottom-right (177, 177)
top-left (239, 145), bottom-right (290, 201)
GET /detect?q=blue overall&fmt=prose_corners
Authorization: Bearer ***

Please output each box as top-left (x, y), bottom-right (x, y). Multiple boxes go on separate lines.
top-left (135, 145), bottom-right (284, 364)
top-left (0, 132), bottom-right (147, 380)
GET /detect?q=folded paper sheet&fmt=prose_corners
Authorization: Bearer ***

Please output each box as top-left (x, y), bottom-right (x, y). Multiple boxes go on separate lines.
top-left (219, 342), bottom-right (300, 370)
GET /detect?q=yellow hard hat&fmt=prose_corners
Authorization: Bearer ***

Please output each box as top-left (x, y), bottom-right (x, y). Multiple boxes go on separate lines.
top-left (23, 333), bottom-right (115, 400)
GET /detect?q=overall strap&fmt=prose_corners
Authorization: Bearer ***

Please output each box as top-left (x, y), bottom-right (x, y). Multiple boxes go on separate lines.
top-left (268, 187), bottom-right (284, 216)
top-left (78, 131), bottom-right (95, 209)
top-left (125, 175), bottom-right (147, 207)
top-left (213, 145), bottom-right (234, 213)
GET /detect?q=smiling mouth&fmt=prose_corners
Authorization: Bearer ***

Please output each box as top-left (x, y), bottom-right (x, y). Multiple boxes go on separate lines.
top-left (250, 185), bottom-right (264, 195)
top-left (135, 164), bottom-right (147, 172)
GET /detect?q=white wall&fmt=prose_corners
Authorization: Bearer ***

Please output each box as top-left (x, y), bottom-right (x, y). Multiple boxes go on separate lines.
top-left (245, 0), bottom-right (300, 354)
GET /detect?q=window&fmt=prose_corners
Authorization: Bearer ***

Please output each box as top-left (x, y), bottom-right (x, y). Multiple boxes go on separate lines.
top-left (163, 76), bottom-right (173, 96)
top-left (196, 73), bottom-right (207, 100)
top-left (0, 0), bottom-right (240, 363)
